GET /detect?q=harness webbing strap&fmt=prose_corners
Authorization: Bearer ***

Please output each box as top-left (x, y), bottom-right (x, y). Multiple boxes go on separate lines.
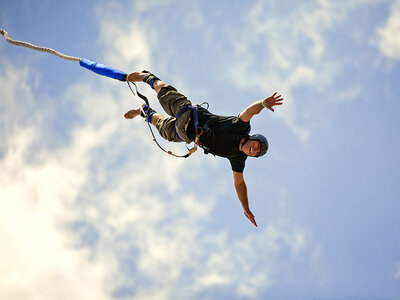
top-left (175, 105), bottom-right (190, 120)
top-left (175, 105), bottom-right (201, 141)
top-left (176, 105), bottom-right (200, 129)
top-left (193, 106), bottom-right (200, 131)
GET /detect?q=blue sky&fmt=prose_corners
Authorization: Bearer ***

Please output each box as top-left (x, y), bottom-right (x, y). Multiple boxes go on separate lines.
top-left (1, 0), bottom-right (400, 299)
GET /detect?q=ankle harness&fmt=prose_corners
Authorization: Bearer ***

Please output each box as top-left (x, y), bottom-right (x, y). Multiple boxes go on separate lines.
top-left (140, 104), bottom-right (157, 123)
top-left (142, 70), bottom-right (160, 90)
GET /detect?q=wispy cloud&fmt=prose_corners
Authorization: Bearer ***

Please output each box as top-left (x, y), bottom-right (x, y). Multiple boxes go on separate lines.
top-left (97, 19), bottom-right (153, 70)
top-left (0, 63), bottom-right (38, 145)
top-left (373, 0), bottom-right (400, 60)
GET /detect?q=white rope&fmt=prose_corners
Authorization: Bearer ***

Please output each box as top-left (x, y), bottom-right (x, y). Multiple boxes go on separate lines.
top-left (0, 29), bottom-right (81, 62)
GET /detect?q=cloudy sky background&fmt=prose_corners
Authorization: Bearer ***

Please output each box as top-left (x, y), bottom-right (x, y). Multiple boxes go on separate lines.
top-left (1, 0), bottom-right (400, 299)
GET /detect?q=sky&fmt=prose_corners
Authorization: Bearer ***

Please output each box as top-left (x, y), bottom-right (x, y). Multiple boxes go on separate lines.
top-left (1, 0), bottom-right (400, 299)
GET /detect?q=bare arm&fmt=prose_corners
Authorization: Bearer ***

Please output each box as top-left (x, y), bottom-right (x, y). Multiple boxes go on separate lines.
top-left (239, 92), bottom-right (284, 122)
top-left (233, 171), bottom-right (257, 227)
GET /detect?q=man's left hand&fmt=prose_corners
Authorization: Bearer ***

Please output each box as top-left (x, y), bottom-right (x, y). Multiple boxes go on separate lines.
top-left (263, 92), bottom-right (283, 112)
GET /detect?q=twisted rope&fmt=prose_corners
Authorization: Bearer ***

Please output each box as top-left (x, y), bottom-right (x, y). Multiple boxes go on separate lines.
top-left (0, 29), bottom-right (81, 62)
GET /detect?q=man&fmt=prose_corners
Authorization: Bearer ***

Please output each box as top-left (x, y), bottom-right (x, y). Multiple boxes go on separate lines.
top-left (124, 71), bottom-right (283, 227)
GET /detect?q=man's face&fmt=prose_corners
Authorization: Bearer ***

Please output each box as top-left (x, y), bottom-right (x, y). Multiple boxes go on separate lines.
top-left (242, 139), bottom-right (261, 157)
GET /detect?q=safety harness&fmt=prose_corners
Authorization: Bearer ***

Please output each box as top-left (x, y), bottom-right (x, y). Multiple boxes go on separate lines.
top-left (175, 104), bottom-right (221, 156)
top-left (175, 104), bottom-right (202, 141)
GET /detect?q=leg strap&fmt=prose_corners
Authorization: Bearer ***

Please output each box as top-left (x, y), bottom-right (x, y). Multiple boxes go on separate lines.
top-left (142, 70), bottom-right (160, 90)
top-left (140, 104), bottom-right (157, 123)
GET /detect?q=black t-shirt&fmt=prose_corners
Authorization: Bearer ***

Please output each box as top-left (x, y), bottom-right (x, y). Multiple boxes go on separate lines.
top-left (187, 107), bottom-right (250, 173)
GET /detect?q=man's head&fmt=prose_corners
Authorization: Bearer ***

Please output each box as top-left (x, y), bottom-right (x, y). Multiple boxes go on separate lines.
top-left (242, 134), bottom-right (269, 157)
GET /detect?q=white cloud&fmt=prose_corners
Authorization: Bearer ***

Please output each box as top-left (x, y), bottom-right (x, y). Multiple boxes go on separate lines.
top-left (192, 224), bottom-right (313, 298)
top-left (336, 85), bottom-right (364, 102)
top-left (0, 63), bottom-right (39, 143)
top-left (96, 17), bottom-right (153, 71)
top-left (373, 0), bottom-right (400, 60)
top-left (0, 66), bottom-right (112, 300)
top-left (133, 0), bottom-right (172, 13)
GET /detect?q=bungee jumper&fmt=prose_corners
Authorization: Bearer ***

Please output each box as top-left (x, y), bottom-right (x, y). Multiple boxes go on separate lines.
top-left (1, 29), bottom-right (283, 227)
top-left (124, 72), bottom-right (283, 227)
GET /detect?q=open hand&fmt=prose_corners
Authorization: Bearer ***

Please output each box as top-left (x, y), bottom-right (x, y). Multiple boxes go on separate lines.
top-left (263, 92), bottom-right (283, 112)
top-left (244, 210), bottom-right (258, 227)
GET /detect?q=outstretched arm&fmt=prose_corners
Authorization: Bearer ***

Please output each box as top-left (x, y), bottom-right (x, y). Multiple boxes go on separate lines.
top-left (233, 171), bottom-right (258, 227)
top-left (239, 92), bottom-right (283, 122)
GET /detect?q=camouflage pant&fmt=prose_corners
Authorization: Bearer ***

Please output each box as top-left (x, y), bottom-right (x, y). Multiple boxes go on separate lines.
top-left (155, 85), bottom-right (193, 144)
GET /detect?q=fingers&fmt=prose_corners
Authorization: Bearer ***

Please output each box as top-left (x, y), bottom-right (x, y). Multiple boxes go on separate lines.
top-left (244, 211), bottom-right (258, 227)
top-left (249, 216), bottom-right (258, 227)
top-left (265, 93), bottom-right (284, 105)
top-left (271, 93), bottom-right (283, 110)
top-left (274, 94), bottom-right (283, 101)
